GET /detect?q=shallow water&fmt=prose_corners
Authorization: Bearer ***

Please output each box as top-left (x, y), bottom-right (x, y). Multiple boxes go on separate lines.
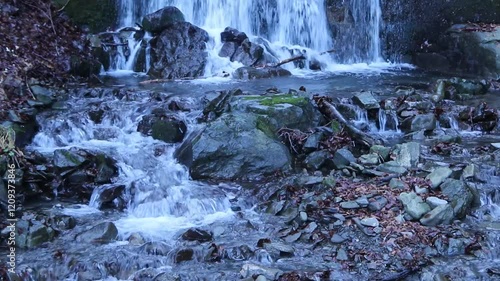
top-left (15, 69), bottom-right (500, 280)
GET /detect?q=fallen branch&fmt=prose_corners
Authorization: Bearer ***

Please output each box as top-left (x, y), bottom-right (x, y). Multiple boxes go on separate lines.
top-left (315, 97), bottom-right (383, 147)
top-left (139, 77), bottom-right (195, 84)
top-left (56, 0), bottom-right (71, 13)
top-left (273, 55), bottom-right (306, 67)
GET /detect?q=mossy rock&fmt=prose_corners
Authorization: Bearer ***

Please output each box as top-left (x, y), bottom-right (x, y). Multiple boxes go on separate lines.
top-left (52, 0), bottom-right (117, 33)
top-left (244, 94), bottom-right (308, 107)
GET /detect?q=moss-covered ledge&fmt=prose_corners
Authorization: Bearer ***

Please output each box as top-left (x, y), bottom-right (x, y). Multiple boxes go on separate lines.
top-left (53, 0), bottom-right (117, 33)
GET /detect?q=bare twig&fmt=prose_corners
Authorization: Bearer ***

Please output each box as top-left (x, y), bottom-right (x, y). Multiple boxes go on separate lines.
top-left (56, 0), bottom-right (71, 13)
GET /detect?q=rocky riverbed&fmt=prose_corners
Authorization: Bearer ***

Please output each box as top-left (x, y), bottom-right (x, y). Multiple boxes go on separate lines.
top-left (1, 73), bottom-right (499, 280)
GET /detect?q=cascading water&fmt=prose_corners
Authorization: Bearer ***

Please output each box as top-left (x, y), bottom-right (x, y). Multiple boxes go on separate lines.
top-left (29, 90), bottom-right (235, 241)
top-left (331, 0), bottom-right (383, 63)
top-left (108, 0), bottom-right (389, 75)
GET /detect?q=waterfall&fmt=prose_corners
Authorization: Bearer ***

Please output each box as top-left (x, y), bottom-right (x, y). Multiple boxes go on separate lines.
top-left (110, 0), bottom-right (386, 74)
top-left (332, 0), bottom-right (383, 63)
top-left (117, 0), bottom-right (332, 50)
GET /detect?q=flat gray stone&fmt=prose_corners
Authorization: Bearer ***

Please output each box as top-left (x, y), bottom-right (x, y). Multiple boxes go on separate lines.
top-left (340, 201), bottom-right (360, 209)
top-left (360, 217), bottom-right (379, 227)
top-left (426, 167), bottom-right (453, 189)
top-left (368, 196), bottom-right (388, 211)
top-left (330, 234), bottom-right (347, 244)
top-left (394, 142), bottom-right (421, 168)
top-left (336, 248), bottom-right (349, 261)
top-left (377, 161), bottom-right (408, 175)
top-left (399, 192), bottom-right (431, 220)
top-left (333, 148), bottom-right (356, 169)
top-left (389, 178), bottom-right (406, 189)
top-left (420, 204), bottom-right (454, 226)
top-left (426, 197), bottom-right (448, 209)
top-left (359, 153), bottom-right (380, 166)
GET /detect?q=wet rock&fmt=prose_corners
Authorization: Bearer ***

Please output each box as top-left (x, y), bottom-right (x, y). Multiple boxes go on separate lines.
top-left (181, 228), bottom-right (213, 242)
top-left (187, 113), bottom-right (291, 180)
top-left (285, 232), bottom-right (302, 243)
top-left (200, 90), bottom-right (235, 121)
top-left (377, 161), bottom-right (408, 175)
top-left (174, 248), bottom-right (194, 263)
top-left (447, 238), bottom-right (466, 256)
top-left (76, 222), bottom-right (118, 244)
top-left (128, 233), bottom-right (145, 245)
top-left (330, 234), bottom-right (347, 244)
top-left (304, 150), bottom-right (329, 170)
top-left (426, 197), bottom-right (448, 209)
top-left (49, 215), bottom-right (76, 231)
top-left (141, 6), bottom-right (185, 34)
top-left (139, 241), bottom-right (171, 256)
top-left (440, 179), bottom-right (474, 218)
top-left (359, 153), bottom-right (380, 166)
top-left (232, 39), bottom-right (265, 66)
top-left (332, 148), bottom-right (356, 169)
top-left (399, 192), bottom-right (431, 220)
top-left (462, 164), bottom-right (479, 180)
top-left (25, 223), bottom-right (52, 248)
top-left (266, 200), bottom-right (286, 216)
top-left (352, 91), bottom-right (380, 110)
top-left (393, 142), bottom-right (420, 168)
top-left (240, 264), bottom-right (283, 280)
top-left (221, 27), bottom-right (249, 44)
top-left (53, 149), bottom-right (86, 170)
top-left (336, 248), bottom-right (349, 261)
top-left (360, 217), bottom-right (379, 227)
top-left (340, 201), bottom-right (360, 209)
top-left (426, 167), bottom-right (453, 188)
top-left (400, 113), bottom-right (436, 133)
top-left (148, 22), bottom-right (209, 79)
top-left (29, 85), bottom-right (55, 106)
top-left (420, 204), bottom-right (454, 226)
top-left (368, 196), bottom-right (388, 211)
top-left (303, 132), bottom-right (323, 152)
top-left (355, 197), bottom-right (369, 207)
top-left (234, 94), bottom-right (317, 132)
top-left (389, 178), bottom-right (406, 189)
top-left (233, 67), bottom-right (292, 79)
top-left (137, 113), bottom-right (187, 143)
top-left (91, 184), bottom-right (125, 208)
top-left (263, 242), bottom-right (294, 258)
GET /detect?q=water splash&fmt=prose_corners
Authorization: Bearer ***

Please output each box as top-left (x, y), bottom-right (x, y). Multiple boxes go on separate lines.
top-left (29, 91), bottom-right (234, 241)
top-left (110, 0), bottom-right (398, 75)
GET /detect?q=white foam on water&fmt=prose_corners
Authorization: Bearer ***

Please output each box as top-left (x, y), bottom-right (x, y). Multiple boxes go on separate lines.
top-left (111, 0), bottom-right (411, 77)
top-left (60, 204), bottom-right (101, 217)
top-left (29, 91), bottom-right (236, 242)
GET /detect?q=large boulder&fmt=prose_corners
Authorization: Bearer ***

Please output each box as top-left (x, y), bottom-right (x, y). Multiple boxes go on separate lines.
top-left (148, 22), bottom-right (209, 79)
top-left (230, 94), bottom-right (317, 132)
top-left (141, 6), bottom-right (186, 34)
top-left (442, 24), bottom-right (500, 77)
top-left (179, 113), bottom-right (291, 180)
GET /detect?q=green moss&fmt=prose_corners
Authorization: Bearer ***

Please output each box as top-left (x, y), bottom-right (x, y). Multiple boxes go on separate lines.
top-left (243, 94), bottom-right (308, 107)
top-left (255, 116), bottom-right (276, 139)
top-left (61, 150), bottom-right (85, 166)
top-left (52, 0), bottom-right (117, 33)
